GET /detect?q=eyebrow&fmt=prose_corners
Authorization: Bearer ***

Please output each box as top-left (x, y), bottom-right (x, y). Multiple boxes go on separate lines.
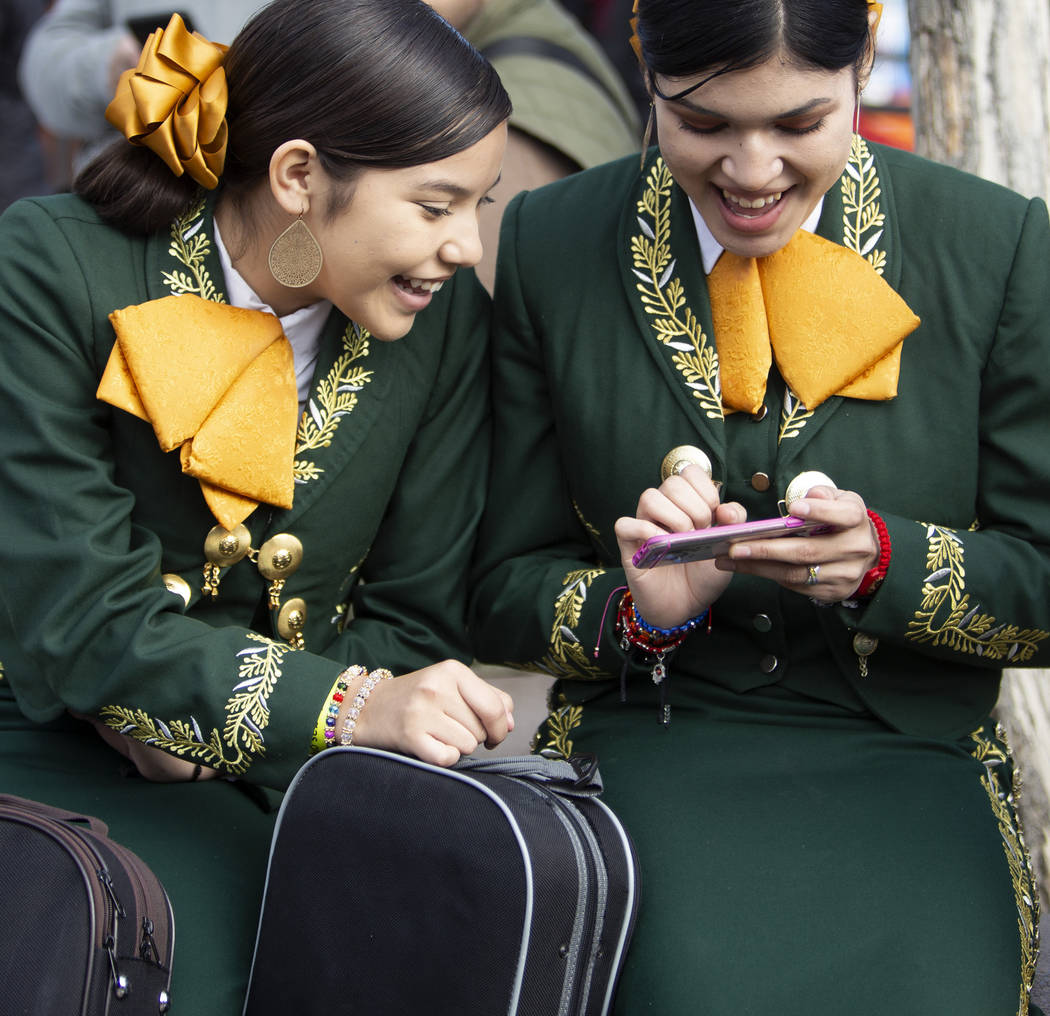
top-left (669, 95), bottom-right (835, 121)
top-left (418, 172), bottom-right (503, 197)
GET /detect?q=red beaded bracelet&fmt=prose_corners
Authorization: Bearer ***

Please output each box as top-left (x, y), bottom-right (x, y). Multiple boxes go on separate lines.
top-left (855, 509), bottom-right (891, 597)
top-left (615, 591), bottom-right (708, 683)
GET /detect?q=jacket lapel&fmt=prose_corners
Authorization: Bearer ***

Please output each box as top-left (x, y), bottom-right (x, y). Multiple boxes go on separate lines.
top-left (776, 136), bottom-right (903, 473)
top-left (619, 150), bottom-right (729, 475)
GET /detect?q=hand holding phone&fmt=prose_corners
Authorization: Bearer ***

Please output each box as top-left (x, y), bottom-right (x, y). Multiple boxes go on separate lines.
top-left (632, 515), bottom-right (834, 568)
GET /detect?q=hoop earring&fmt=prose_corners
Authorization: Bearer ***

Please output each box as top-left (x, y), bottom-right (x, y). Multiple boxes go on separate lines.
top-left (268, 214), bottom-right (323, 288)
top-left (641, 102), bottom-right (655, 170)
top-left (853, 93), bottom-right (862, 136)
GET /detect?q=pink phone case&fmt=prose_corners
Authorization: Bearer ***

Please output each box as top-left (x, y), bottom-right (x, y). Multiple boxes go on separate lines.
top-left (632, 516), bottom-right (833, 567)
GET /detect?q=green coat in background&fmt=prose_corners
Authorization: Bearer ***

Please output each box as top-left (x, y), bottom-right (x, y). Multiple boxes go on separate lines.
top-left (471, 141), bottom-right (1050, 1013)
top-left (0, 191), bottom-right (491, 1011)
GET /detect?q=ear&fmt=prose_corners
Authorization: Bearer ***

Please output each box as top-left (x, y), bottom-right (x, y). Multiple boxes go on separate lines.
top-left (268, 139), bottom-right (321, 216)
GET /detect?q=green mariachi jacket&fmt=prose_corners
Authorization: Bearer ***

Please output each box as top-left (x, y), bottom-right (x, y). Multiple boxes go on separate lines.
top-left (0, 192), bottom-right (491, 790)
top-left (471, 140), bottom-right (1050, 741)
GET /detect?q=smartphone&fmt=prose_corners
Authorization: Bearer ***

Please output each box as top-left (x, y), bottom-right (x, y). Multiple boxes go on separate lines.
top-left (632, 515), bottom-right (834, 568)
top-left (127, 12), bottom-right (195, 44)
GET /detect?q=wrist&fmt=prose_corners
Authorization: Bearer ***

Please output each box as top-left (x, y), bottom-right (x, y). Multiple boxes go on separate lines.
top-left (854, 510), bottom-right (891, 597)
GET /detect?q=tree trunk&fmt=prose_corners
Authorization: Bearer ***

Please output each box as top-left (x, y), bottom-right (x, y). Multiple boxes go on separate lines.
top-left (907, 0), bottom-right (1050, 911)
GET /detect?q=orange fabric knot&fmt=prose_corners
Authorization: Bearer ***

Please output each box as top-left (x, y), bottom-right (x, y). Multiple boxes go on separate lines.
top-left (98, 295), bottom-right (299, 530)
top-left (707, 231), bottom-right (920, 415)
top-left (106, 13), bottom-right (229, 189)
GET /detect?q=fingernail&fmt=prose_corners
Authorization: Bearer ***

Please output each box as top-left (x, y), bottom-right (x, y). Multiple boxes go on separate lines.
top-left (790, 501), bottom-right (810, 517)
top-left (731, 544), bottom-right (751, 559)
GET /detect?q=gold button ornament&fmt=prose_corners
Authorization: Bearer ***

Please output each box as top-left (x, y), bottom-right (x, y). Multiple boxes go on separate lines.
top-left (277, 598), bottom-right (307, 651)
top-left (202, 523), bottom-right (251, 597)
top-left (257, 533), bottom-right (304, 608)
top-left (162, 573), bottom-right (192, 608)
top-left (660, 445), bottom-right (713, 483)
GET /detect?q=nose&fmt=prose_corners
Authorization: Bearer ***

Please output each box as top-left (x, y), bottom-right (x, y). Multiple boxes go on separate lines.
top-left (439, 212), bottom-right (484, 269)
top-left (720, 132), bottom-right (784, 192)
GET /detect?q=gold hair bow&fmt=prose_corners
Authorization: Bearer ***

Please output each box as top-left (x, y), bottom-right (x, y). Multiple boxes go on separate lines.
top-left (106, 13), bottom-right (229, 189)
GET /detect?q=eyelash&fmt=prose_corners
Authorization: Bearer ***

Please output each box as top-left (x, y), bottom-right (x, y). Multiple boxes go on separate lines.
top-left (678, 118), bottom-right (827, 137)
top-left (420, 204), bottom-right (452, 218)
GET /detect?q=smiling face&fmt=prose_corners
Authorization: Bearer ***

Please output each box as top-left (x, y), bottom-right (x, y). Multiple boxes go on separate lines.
top-left (653, 54), bottom-right (859, 259)
top-left (305, 122), bottom-right (507, 340)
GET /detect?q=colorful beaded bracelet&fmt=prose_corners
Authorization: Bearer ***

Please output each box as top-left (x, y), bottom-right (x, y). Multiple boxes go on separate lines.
top-left (319, 665), bottom-right (368, 751)
top-left (340, 668), bottom-right (394, 746)
top-left (855, 509), bottom-right (891, 597)
top-left (616, 590), bottom-right (709, 683)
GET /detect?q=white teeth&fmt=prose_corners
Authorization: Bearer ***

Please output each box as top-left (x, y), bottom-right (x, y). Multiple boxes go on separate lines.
top-left (405, 278), bottom-right (444, 292)
top-left (723, 190), bottom-right (782, 209)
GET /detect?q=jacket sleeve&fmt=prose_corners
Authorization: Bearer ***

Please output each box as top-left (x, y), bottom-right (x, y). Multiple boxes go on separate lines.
top-left (470, 191), bottom-right (633, 681)
top-left (838, 195), bottom-right (1050, 672)
top-left (337, 269), bottom-right (492, 673)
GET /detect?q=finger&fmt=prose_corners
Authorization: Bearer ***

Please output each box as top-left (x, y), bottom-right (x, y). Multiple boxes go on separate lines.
top-left (457, 673), bottom-right (514, 747)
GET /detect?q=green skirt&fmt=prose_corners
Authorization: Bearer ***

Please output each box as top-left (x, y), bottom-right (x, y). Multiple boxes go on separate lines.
top-left (540, 678), bottom-right (1039, 1016)
top-left (0, 699), bottom-right (280, 1015)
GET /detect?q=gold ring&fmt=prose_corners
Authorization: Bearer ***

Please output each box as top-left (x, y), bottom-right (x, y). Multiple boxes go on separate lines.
top-left (806, 565), bottom-right (820, 586)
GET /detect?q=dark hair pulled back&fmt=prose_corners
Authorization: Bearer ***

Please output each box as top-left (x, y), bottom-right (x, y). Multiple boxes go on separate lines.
top-left (76, 0), bottom-right (511, 233)
top-left (636, 0), bottom-right (872, 89)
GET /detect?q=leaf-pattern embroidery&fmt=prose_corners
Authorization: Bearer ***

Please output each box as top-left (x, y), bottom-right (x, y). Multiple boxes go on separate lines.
top-left (906, 524), bottom-right (1048, 661)
top-left (542, 693), bottom-right (584, 759)
top-left (162, 196), bottom-right (224, 302)
top-left (970, 726), bottom-right (1038, 1012)
top-left (631, 159), bottom-right (724, 420)
top-left (100, 634), bottom-right (291, 774)
top-left (294, 322), bottom-right (374, 484)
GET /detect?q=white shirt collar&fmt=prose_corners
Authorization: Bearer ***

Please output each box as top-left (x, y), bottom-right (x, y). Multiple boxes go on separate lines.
top-left (689, 196), bottom-right (825, 275)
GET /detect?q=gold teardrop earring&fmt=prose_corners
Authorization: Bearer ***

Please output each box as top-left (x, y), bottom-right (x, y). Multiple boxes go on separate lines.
top-left (268, 213), bottom-right (323, 288)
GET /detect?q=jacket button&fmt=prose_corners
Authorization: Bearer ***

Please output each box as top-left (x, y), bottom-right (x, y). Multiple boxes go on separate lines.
top-left (277, 598), bottom-right (307, 640)
top-left (162, 573), bottom-right (192, 608)
top-left (751, 404), bottom-right (768, 421)
top-left (760, 654), bottom-right (779, 674)
top-left (853, 632), bottom-right (878, 657)
top-left (753, 614), bottom-right (772, 632)
top-left (258, 533), bottom-right (304, 579)
top-left (661, 445), bottom-right (712, 482)
top-left (751, 472), bottom-right (771, 492)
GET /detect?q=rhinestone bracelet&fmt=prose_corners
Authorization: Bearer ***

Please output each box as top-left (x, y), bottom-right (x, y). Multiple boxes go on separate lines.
top-left (340, 668), bottom-right (394, 746)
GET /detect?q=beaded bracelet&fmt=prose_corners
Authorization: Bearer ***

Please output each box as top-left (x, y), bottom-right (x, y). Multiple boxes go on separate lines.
top-left (855, 509), bottom-right (891, 597)
top-left (316, 665), bottom-right (368, 752)
top-left (616, 590), bottom-right (709, 684)
top-left (340, 668), bottom-right (394, 746)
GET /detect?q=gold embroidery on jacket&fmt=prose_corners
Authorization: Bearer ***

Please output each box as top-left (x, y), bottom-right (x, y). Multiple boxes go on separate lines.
top-left (542, 692), bottom-right (584, 759)
top-left (99, 633), bottom-right (290, 774)
top-left (907, 524), bottom-right (1048, 660)
top-left (842, 135), bottom-right (888, 277)
top-left (523, 568), bottom-right (608, 679)
top-left (970, 726), bottom-right (1038, 1011)
top-left (163, 197), bottom-right (224, 301)
top-left (632, 158), bottom-right (724, 421)
top-left (294, 323), bottom-right (374, 484)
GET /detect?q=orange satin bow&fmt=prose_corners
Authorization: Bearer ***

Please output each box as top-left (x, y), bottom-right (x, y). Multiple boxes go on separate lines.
top-left (707, 230), bottom-right (920, 415)
top-left (106, 13), bottom-right (229, 189)
top-left (97, 295), bottom-right (298, 530)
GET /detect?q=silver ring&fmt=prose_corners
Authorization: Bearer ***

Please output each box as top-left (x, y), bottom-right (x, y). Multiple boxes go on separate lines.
top-left (805, 565), bottom-right (820, 586)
